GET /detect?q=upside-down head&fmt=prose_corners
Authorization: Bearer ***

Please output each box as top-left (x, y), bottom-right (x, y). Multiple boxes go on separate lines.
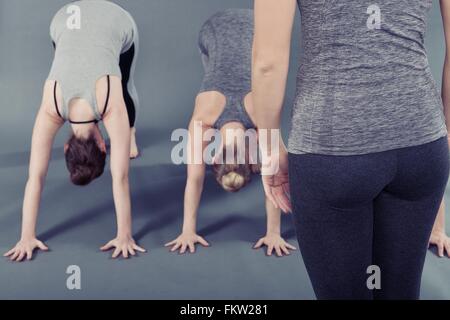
top-left (213, 145), bottom-right (261, 193)
top-left (64, 134), bottom-right (107, 186)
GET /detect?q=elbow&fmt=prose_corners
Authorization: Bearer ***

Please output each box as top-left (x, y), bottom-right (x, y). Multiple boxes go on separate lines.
top-left (252, 50), bottom-right (289, 77)
top-left (444, 47), bottom-right (450, 66)
top-left (24, 175), bottom-right (45, 195)
top-left (27, 174), bottom-right (45, 188)
top-left (112, 172), bottom-right (129, 185)
top-left (253, 59), bottom-right (277, 77)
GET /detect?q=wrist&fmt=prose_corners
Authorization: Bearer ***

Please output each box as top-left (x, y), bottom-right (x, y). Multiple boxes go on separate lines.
top-left (432, 227), bottom-right (445, 235)
top-left (20, 232), bottom-right (36, 241)
top-left (182, 216), bottom-right (197, 234)
top-left (116, 229), bottom-right (132, 239)
top-left (182, 225), bottom-right (197, 235)
top-left (266, 230), bottom-right (281, 237)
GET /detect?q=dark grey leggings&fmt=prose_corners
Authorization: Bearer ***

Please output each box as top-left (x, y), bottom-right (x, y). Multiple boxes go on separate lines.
top-left (289, 137), bottom-right (449, 300)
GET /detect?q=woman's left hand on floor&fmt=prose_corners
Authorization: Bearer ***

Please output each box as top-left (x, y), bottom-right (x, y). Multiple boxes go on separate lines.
top-left (254, 234), bottom-right (297, 257)
top-left (4, 238), bottom-right (49, 262)
top-left (100, 235), bottom-right (146, 259)
top-left (429, 231), bottom-right (450, 258)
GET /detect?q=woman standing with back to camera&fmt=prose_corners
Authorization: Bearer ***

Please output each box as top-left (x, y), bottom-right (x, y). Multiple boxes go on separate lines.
top-left (252, 0), bottom-right (450, 299)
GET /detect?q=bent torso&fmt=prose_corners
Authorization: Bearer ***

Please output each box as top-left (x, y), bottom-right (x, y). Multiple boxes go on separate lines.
top-left (44, 75), bottom-right (125, 123)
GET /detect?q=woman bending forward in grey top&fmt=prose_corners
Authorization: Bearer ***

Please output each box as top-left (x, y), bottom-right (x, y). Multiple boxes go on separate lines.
top-left (166, 9), bottom-right (296, 256)
top-left (4, 0), bottom-right (145, 262)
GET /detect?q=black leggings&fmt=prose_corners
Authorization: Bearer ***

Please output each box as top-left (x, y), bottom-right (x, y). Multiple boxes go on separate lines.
top-left (119, 44), bottom-right (137, 128)
top-left (289, 137), bottom-right (449, 300)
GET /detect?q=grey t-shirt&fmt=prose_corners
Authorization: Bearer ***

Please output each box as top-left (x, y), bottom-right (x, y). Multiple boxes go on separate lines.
top-left (48, 0), bottom-right (136, 121)
top-left (198, 9), bottom-right (255, 130)
top-left (289, 0), bottom-right (447, 155)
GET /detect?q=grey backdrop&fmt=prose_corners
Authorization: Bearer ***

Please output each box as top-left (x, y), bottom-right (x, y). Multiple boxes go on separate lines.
top-left (0, 0), bottom-right (448, 300)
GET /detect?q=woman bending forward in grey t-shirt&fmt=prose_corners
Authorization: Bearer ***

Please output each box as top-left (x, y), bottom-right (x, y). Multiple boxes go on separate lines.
top-left (4, 0), bottom-right (145, 262)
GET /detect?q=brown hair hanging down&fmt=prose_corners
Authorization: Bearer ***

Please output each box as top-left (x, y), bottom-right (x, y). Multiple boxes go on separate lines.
top-left (65, 134), bottom-right (107, 186)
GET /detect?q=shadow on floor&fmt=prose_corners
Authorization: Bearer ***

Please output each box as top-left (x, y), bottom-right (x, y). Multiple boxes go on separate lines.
top-left (36, 164), bottom-right (233, 242)
top-left (0, 127), bottom-right (168, 170)
top-left (1, 160), bottom-right (294, 245)
top-left (133, 169), bottom-right (229, 241)
top-left (0, 148), bottom-right (64, 169)
top-left (136, 127), bottom-right (171, 150)
top-left (38, 164), bottom-right (184, 241)
top-left (198, 213), bottom-right (296, 243)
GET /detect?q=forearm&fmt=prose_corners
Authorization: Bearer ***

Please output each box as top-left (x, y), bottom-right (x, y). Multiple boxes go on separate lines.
top-left (252, 63), bottom-right (290, 160)
top-left (265, 197), bottom-right (282, 235)
top-left (433, 201), bottom-right (447, 233)
top-left (252, 43), bottom-right (292, 164)
top-left (182, 179), bottom-right (203, 233)
top-left (20, 101), bottom-right (61, 240)
top-left (104, 104), bottom-right (134, 238)
top-left (20, 177), bottom-right (44, 239)
top-left (112, 176), bottom-right (132, 237)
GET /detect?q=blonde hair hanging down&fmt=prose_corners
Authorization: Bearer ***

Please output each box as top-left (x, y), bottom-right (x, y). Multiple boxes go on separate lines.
top-left (220, 171), bottom-right (246, 193)
top-left (213, 144), bottom-right (260, 193)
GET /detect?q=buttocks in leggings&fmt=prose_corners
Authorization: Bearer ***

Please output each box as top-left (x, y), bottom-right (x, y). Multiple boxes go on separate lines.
top-left (198, 9), bottom-right (255, 130)
top-left (289, 137), bottom-right (450, 299)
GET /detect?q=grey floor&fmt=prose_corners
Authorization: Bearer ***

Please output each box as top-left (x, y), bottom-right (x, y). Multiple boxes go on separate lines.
top-left (0, 137), bottom-right (449, 300)
top-left (0, 0), bottom-right (449, 300)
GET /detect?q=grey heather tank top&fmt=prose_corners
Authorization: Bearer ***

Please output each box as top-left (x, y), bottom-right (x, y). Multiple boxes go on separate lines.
top-left (199, 9), bottom-right (255, 130)
top-left (48, 0), bottom-right (136, 121)
top-left (289, 0), bottom-right (447, 155)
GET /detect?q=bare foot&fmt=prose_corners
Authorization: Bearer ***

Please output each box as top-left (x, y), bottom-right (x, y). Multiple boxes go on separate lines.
top-left (130, 127), bottom-right (139, 159)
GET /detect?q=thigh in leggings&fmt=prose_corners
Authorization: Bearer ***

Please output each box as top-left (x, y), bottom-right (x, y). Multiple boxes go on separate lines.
top-left (288, 137), bottom-right (449, 300)
top-left (119, 19), bottom-right (140, 128)
top-left (289, 151), bottom-right (395, 299)
top-left (373, 137), bottom-right (449, 299)
top-left (120, 43), bottom-right (139, 128)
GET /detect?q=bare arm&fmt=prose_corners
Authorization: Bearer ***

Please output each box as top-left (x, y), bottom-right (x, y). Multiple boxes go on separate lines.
top-left (22, 103), bottom-right (62, 239)
top-left (252, 0), bottom-right (297, 213)
top-left (101, 98), bottom-right (145, 258)
top-left (252, 0), bottom-right (296, 132)
top-left (103, 102), bottom-right (132, 236)
top-left (166, 119), bottom-right (210, 253)
top-left (265, 197), bottom-right (282, 236)
top-left (426, 0), bottom-right (450, 258)
top-left (4, 83), bottom-right (63, 261)
top-left (183, 120), bottom-right (207, 233)
top-left (441, 0), bottom-right (450, 130)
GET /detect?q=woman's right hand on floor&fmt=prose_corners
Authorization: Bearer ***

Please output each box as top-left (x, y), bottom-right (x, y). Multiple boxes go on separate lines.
top-left (100, 236), bottom-right (146, 259)
top-left (429, 231), bottom-right (450, 258)
top-left (165, 233), bottom-right (210, 254)
top-left (254, 234), bottom-right (297, 257)
top-left (3, 238), bottom-right (49, 262)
